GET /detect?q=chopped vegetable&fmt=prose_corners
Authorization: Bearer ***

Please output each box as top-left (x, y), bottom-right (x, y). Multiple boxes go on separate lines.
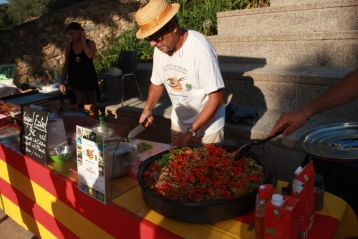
top-left (142, 144), bottom-right (265, 202)
top-left (137, 142), bottom-right (153, 153)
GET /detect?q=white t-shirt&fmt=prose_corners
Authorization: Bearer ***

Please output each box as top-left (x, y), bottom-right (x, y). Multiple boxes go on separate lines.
top-left (150, 30), bottom-right (225, 136)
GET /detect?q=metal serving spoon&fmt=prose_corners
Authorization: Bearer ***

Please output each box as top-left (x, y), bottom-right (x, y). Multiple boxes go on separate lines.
top-left (234, 126), bottom-right (287, 161)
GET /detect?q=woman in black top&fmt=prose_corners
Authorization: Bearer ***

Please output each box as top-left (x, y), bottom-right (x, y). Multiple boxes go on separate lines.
top-left (59, 22), bottom-right (98, 116)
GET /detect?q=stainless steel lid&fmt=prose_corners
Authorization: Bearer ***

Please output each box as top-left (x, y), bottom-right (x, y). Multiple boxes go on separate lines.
top-left (300, 122), bottom-right (358, 162)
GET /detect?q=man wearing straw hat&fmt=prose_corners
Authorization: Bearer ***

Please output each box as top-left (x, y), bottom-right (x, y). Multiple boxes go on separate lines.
top-left (135, 0), bottom-right (225, 147)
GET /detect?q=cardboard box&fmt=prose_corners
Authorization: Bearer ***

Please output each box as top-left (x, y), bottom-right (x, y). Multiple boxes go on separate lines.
top-left (291, 161), bottom-right (315, 238)
top-left (265, 195), bottom-right (300, 239)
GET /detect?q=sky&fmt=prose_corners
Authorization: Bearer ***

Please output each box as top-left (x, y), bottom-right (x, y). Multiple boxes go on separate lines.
top-left (0, 0), bottom-right (7, 4)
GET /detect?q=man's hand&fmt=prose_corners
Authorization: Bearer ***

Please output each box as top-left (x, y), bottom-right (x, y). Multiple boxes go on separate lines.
top-left (139, 109), bottom-right (154, 128)
top-left (170, 131), bottom-right (192, 147)
top-left (269, 109), bottom-right (307, 137)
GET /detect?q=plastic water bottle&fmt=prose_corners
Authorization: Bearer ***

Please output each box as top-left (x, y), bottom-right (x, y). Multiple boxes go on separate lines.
top-left (255, 184), bottom-right (274, 239)
top-left (53, 65), bottom-right (60, 83)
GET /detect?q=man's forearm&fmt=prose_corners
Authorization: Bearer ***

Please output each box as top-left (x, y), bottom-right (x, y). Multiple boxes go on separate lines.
top-left (302, 68), bottom-right (358, 118)
top-left (191, 89), bottom-right (224, 132)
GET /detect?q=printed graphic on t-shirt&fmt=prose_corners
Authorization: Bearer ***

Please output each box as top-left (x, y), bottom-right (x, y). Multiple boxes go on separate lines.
top-left (164, 64), bottom-right (193, 105)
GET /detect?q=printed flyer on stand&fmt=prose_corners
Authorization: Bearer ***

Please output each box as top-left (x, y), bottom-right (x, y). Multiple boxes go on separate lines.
top-left (76, 126), bottom-right (106, 204)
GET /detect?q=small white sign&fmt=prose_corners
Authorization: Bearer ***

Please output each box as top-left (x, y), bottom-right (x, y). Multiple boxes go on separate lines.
top-left (0, 64), bottom-right (17, 84)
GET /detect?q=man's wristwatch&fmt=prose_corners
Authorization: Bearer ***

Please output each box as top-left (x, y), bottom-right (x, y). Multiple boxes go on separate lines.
top-left (187, 127), bottom-right (197, 137)
top-left (82, 41), bottom-right (87, 45)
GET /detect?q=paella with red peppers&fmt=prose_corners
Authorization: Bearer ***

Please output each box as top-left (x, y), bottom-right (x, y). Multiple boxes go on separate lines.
top-left (142, 144), bottom-right (265, 203)
top-left (137, 144), bottom-right (270, 222)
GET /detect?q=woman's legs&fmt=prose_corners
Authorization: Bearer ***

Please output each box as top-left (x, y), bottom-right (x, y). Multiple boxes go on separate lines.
top-left (69, 88), bottom-right (98, 116)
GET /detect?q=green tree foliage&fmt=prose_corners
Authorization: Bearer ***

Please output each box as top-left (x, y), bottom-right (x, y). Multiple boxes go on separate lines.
top-left (0, 0), bottom-right (86, 29)
top-left (0, 3), bottom-right (15, 29)
top-left (94, 26), bottom-right (154, 75)
top-left (175, 0), bottom-right (269, 35)
top-left (6, 0), bottom-right (47, 25)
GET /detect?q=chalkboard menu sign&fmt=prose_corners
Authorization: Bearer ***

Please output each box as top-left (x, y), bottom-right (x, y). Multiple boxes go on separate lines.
top-left (22, 106), bottom-right (49, 164)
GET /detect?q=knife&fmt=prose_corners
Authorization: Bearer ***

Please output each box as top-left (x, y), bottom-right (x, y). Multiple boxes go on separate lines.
top-left (128, 121), bottom-right (146, 139)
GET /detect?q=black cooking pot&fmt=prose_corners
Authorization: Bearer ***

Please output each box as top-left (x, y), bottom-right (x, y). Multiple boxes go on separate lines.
top-left (137, 144), bottom-right (270, 223)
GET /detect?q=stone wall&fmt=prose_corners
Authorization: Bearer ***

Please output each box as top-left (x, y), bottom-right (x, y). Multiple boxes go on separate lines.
top-left (0, 0), bottom-right (146, 86)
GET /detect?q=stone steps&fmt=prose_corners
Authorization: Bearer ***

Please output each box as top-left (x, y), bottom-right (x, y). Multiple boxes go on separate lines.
top-left (217, 1), bottom-right (358, 37)
top-left (213, 0), bottom-right (358, 68)
top-left (208, 31), bottom-right (358, 68)
top-left (219, 63), bottom-right (358, 119)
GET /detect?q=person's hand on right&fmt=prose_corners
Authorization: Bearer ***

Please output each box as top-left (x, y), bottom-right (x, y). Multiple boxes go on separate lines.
top-left (139, 109), bottom-right (154, 128)
top-left (81, 30), bottom-right (86, 43)
top-left (59, 84), bottom-right (66, 93)
top-left (269, 109), bottom-right (308, 137)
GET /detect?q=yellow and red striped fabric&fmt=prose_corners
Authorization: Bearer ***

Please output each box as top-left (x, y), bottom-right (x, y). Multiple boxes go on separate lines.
top-left (1, 143), bottom-right (358, 239)
top-left (0, 144), bottom-right (181, 239)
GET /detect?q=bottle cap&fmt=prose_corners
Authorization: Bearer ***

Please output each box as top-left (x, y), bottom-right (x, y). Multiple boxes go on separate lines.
top-left (314, 173), bottom-right (324, 187)
top-left (271, 194), bottom-right (284, 206)
top-left (258, 184), bottom-right (274, 199)
top-left (294, 166), bottom-right (303, 176)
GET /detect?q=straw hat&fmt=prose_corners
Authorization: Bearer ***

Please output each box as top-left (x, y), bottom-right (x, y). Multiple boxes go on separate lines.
top-left (136, 0), bottom-right (180, 39)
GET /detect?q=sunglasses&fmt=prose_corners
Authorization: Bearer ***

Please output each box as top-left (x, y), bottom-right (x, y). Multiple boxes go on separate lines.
top-left (145, 23), bottom-right (170, 42)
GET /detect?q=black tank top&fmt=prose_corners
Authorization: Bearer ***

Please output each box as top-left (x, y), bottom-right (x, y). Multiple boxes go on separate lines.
top-left (68, 40), bottom-right (98, 90)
